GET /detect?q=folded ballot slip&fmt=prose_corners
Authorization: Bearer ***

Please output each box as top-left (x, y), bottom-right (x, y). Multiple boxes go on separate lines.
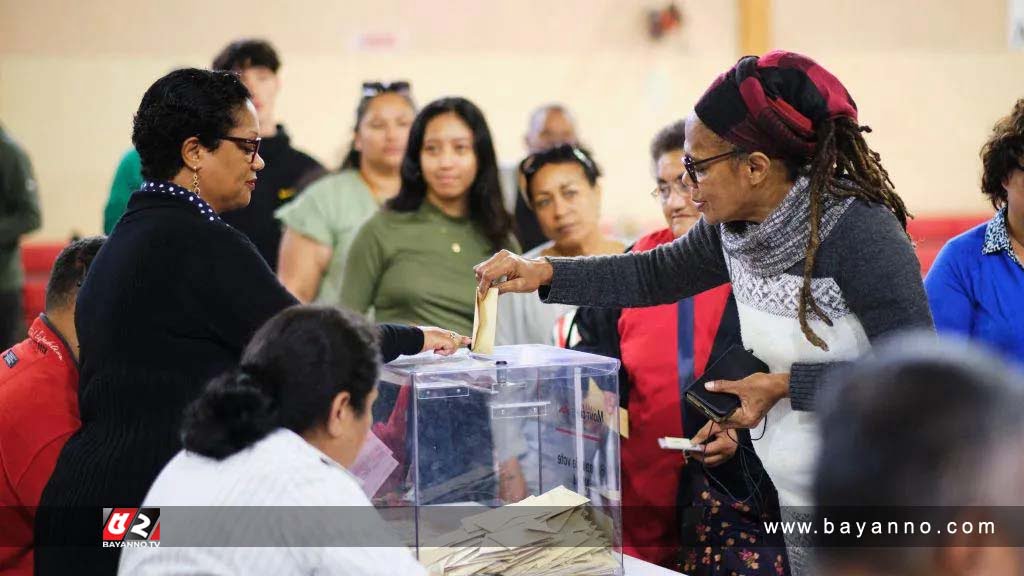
top-left (658, 436), bottom-right (704, 452)
top-left (471, 287), bottom-right (498, 355)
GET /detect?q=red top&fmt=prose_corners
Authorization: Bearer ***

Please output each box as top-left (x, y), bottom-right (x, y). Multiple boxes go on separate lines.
top-left (0, 315), bottom-right (79, 575)
top-left (617, 228), bottom-right (731, 567)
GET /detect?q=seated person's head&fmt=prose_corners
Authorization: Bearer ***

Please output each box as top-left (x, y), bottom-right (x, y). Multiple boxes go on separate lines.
top-left (182, 305), bottom-right (380, 468)
top-left (44, 236), bottom-right (106, 359)
top-left (524, 104), bottom-right (578, 154)
top-left (212, 39), bottom-right (281, 131)
top-left (816, 334), bottom-right (1024, 576)
top-left (132, 68), bottom-right (261, 214)
top-left (46, 236), bottom-right (106, 317)
top-left (650, 120), bottom-right (701, 238)
top-left (519, 144), bottom-right (604, 255)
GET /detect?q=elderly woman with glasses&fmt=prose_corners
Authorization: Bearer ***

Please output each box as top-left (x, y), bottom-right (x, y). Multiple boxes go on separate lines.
top-left (475, 52), bottom-right (932, 575)
top-left (34, 69), bottom-right (466, 576)
top-left (567, 121), bottom-right (789, 573)
top-left (277, 81), bottom-right (416, 304)
top-left (495, 144), bottom-right (624, 346)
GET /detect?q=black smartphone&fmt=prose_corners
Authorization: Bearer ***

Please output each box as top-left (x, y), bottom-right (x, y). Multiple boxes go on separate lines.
top-left (684, 344), bottom-right (768, 423)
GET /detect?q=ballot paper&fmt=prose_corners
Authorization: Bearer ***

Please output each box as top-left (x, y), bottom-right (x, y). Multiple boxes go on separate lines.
top-left (420, 485), bottom-right (620, 575)
top-left (471, 287), bottom-right (498, 355)
top-left (348, 430), bottom-right (399, 497)
top-left (657, 436), bottom-right (703, 452)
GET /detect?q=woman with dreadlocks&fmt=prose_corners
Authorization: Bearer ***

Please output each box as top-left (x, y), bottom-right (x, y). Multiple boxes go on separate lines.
top-left (474, 51), bottom-right (933, 574)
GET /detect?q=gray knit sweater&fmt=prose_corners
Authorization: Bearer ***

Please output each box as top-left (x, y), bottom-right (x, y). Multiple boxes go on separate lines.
top-left (540, 199), bottom-right (934, 411)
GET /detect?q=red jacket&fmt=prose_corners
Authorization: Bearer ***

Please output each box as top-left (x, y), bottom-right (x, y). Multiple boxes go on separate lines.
top-left (0, 315), bottom-right (79, 575)
top-left (587, 228), bottom-right (732, 568)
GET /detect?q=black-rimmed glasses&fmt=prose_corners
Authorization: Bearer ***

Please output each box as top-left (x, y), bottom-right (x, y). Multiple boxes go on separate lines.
top-left (362, 81), bottom-right (411, 98)
top-left (682, 149), bottom-right (744, 189)
top-left (220, 136), bottom-right (262, 163)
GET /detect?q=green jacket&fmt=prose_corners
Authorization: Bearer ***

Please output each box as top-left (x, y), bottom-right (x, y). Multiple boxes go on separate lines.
top-left (0, 125), bottom-right (42, 292)
top-left (103, 148), bottom-right (143, 234)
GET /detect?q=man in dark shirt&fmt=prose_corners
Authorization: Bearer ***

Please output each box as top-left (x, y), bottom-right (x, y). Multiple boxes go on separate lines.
top-left (212, 39), bottom-right (324, 270)
top-left (0, 123), bottom-right (42, 349)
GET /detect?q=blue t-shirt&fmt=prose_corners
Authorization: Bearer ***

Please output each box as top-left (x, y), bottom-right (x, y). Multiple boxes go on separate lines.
top-left (925, 208), bottom-right (1024, 367)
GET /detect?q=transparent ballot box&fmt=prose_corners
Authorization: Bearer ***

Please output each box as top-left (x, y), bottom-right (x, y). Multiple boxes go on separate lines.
top-left (351, 344), bottom-right (623, 575)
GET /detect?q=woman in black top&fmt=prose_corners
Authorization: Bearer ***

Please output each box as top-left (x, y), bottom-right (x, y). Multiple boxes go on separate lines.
top-left (36, 68), bottom-right (467, 575)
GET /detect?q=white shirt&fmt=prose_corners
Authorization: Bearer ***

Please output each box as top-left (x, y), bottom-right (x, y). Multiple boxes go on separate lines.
top-left (118, 428), bottom-right (426, 576)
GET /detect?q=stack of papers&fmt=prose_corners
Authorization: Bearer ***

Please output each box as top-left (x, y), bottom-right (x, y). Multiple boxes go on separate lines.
top-left (419, 486), bottom-right (620, 575)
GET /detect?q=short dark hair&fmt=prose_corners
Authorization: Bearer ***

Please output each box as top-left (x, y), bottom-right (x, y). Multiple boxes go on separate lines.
top-left (388, 96), bottom-right (513, 251)
top-left (650, 120), bottom-right (686, 162)
top-left (45, 236), bottom-right (106, 312)
top-left (211, 38), bottom-right (280, 73)
top-left (980, 98), bottom-right (1024, 209)
top-left (182, 305), bottom-right (380, 460)
top-left (519, 144), bottom-right (601, 206)
top-left (815, 334), bottom-right (1024, 571)
top-left (132, 68), bottom-right (251, 181)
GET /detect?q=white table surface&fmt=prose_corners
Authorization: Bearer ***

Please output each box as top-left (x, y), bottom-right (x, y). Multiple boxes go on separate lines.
top-left (623, 554), bottom-right (685, 575)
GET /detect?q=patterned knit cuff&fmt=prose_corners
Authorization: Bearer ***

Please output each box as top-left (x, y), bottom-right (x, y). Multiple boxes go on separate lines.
top-left (789, 362), bottom-right (829, 412)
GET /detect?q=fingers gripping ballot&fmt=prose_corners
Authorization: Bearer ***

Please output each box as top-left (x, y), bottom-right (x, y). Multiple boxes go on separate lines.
top-left (473, 250), bottom-right (555, 296)
top-left (689, 419), bottom-right (739, 468)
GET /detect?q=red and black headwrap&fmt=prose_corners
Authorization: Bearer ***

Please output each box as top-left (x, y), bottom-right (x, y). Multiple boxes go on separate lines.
top-left (694, 51), bottom-right (858, 160)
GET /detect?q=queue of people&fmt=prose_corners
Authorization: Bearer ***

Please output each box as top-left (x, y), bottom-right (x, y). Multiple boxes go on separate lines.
top-left (1, 37), bottom-right (1022, 576)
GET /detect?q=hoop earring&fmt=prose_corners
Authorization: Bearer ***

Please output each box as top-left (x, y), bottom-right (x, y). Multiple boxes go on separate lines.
top-left (191, 169), bottom-right (201, 198)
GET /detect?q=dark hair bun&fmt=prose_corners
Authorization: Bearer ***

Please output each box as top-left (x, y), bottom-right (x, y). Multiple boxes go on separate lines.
top-left (181, 371), bottom-right (278, 460)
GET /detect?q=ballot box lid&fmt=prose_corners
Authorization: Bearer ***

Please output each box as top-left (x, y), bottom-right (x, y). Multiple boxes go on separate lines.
top-left (383, 344), bottom-right (620, 377)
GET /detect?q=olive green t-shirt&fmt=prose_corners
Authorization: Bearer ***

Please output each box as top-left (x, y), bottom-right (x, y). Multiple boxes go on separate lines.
top-left (341, 201), bottom-right (519, 336)
top-left (275, 170), bottom-right (379, 306)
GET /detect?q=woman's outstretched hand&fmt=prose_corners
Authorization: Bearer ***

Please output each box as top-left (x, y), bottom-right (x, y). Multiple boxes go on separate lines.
top-left (474, 249), bottom-right (554, 296)
top-left (420, 327), bottom-right (471, 356)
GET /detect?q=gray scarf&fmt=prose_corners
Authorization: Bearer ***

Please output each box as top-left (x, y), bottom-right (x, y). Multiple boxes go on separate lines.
top-left (719, 177), bottom-right (855, 277)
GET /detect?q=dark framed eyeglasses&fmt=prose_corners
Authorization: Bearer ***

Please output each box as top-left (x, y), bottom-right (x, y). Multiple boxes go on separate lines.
top-left (220, 136), bottom-right (262, 163)
top-left (682, 148), bottom-right (744, 189)
top-left (361, 81), bottom-right (412, 98)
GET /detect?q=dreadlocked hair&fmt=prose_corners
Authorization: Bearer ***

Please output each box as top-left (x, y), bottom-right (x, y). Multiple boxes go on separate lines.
top-left (797, 116), bottom-right (910, 351)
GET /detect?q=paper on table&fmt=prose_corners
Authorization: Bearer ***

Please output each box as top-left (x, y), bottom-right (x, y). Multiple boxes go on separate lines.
top-left (471, 287), bottom-right (498, 355)
top-left (348, 430), bottom-right (399, 497)
top-left (420, 485), bottom-right (618, 575)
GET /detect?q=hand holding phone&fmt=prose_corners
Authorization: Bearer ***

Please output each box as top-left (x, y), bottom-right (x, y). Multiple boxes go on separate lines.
top-left (685, 345), bottom-right (769, 423)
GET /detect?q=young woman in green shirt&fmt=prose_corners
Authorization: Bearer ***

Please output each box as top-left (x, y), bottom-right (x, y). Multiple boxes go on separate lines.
top-left (342, 97), bottom-right (519, 337)
top-left (343, 97), bottom-right (526, 505)
top-left (276, 82), bottom-right (416, 304)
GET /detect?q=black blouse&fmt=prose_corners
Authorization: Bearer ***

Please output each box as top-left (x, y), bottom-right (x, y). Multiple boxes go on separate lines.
top-left (35, 181), bottom-right (421, 575)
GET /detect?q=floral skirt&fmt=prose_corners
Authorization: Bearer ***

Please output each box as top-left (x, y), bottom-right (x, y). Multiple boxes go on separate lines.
top-left (681, 472), bottom-right (791, 576)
